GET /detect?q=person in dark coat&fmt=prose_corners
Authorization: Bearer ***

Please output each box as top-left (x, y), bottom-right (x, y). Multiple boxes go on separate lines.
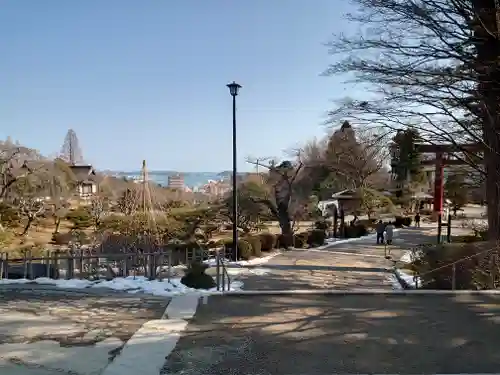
top-left (376, 220), bottom-right (385, 244)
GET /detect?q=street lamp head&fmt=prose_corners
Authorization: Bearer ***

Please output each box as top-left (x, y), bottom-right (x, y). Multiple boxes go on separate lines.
top-left (227, 81), bottom-right (241, 97)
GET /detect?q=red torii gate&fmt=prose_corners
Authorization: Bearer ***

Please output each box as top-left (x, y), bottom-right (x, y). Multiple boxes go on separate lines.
top-left (415, 143), bottom-right (482, 215)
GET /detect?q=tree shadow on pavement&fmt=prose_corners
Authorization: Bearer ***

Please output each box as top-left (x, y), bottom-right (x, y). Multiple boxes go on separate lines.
top-left (0, 288), bottom-right (169, 375)
top-left (163, 294), bottom-right (500, 374)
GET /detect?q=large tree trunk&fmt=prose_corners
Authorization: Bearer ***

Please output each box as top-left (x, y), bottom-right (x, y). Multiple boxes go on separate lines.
top-left (53, 217), bottom-right (62, 234)
top-left (277, 202), bottom-right (292, 238)
top-left (474, 0), bottom-right (500, 240)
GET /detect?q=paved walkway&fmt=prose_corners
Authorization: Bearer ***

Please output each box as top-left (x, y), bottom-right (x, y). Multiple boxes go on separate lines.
top-left (0, 286), bottom-right (170, 375)
top-left (163, 293), bottom-right (500, 374)
top-left (233, 228), bottom-right (438, 290)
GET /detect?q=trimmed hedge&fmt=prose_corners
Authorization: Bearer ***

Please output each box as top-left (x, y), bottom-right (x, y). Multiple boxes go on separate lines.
top-left (244, 236), bottom-right (262, 257)
top-left (344, 224), bottom-right (369, 239)
top-left (293, 232), bottom-right (309, 248)
top-left (307, 229), bottom-right (326, 247)
top-left (220, 238), bottom-right (253, 260)
top-left (259, 233), bottom-right (277, 251)
top-left (181, 261), bottom-right (216, 289)
top-left (66, 208), bottom-right (92, 229)
top-left (394, 216), bottom-right (412, 228)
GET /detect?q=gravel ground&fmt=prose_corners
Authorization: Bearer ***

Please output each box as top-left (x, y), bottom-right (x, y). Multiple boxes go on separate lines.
top-left (163, 294), bottom-right (500, 374)
top-left (0, 286), bottom-right (171, 375)
top-left (0, 286), bottom-right (170, 346)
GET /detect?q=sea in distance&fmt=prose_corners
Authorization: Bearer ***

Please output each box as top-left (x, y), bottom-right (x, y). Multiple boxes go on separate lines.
top-left (112, 171), bottom-right (230, 189)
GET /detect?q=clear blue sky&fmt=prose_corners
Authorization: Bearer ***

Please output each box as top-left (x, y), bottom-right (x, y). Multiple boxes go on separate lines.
top-left (1, 0), bottom-right (355, 172)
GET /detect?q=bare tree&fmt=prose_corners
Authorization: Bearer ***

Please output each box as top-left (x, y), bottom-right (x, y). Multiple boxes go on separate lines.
top-left (0, 149), bottom-right (38, 199)
top-left (325, 1), bottom-right (483, 169)
top-left (117, 188), bottom-right (140, 216)
top-left (12, 167), bottom-right (54, 235)
top-left (90, 195), bottom-right (108, 229)
top-left (324, 0), bottom-right (500, 238)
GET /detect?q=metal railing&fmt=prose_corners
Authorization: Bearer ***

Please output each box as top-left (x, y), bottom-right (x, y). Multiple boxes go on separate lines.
top-left (215, 248), bottom-right (231, 291)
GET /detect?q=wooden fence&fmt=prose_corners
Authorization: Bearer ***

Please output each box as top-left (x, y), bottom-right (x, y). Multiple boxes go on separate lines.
top-left (0, 246), bottom-right (214, 282)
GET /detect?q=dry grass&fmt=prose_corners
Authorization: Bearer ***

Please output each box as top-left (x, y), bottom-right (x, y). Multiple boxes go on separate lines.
top-left (1, 219), bottom-right (86, 251)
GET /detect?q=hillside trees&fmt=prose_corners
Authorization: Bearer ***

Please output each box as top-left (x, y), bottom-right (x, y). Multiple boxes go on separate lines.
top-left (12, 166), bottom-right (53, 235)
top-left (302, 122), bottom-right (389, 197)
top-left (220, 181), bottom-right (269, 233)
top-left (241, 158), bottom-right (306, 245)
top-left (0, 149), bottom-right (37, 199)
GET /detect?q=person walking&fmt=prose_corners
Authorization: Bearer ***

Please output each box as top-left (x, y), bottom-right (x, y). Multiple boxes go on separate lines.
top-left (376, 220), bottom-right (385, 244)
top-left (385, 221), bottom-right (395, 245)
top-left (415, 213), bottom-right (421, 228)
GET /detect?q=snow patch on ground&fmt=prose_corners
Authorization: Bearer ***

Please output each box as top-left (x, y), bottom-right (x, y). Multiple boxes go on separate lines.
top-left (203, 252), bottom-right (280, 267)
top-left (0, 276), bottom-right (244, 297)
top-left (315, 229), bottom-right (402, 250)
top-left (0, 252), bottom-right (278, 297)
top-left (388, 273), bottom-right (403, 290)
top-left (394, 268), bottom-right (419, 289)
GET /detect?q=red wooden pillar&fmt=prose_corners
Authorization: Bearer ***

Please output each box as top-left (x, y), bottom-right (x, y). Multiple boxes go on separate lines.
top-left (433, 152), bottom-right (444, 214)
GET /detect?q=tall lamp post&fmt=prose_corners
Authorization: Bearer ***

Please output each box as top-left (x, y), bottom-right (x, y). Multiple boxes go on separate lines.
top-left (227, 81), bottom-right (241, 259)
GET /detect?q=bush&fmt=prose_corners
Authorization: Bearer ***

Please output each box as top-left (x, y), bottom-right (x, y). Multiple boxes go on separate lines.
top-left (259, 232), bottom-right (277, 251)
top-left (220, 238), bottom-right (253, 260)
top-left (403, 216), bottom-right (412, 226)
top-left (355, 224), bottom-right (368, 237)
top-left (412, 242), bottom-right (497, 290)
top-left (357, 219), bottom-right (375, 228)
top-left (66, 208), bottom-right (92, 229)
top-left (238, 239), bottom-right (253, 260)
top-left (0, 230), bottom-right (14, 246)
top-left (244, 236), bottom-right (262, 257)
top-left (180, 261), bottom-right (216, 289)
top-left (0, 203), bottom-right (20, 228)
top-left (307, 229), bottom-right (326, 247)
top-left (276, 233), bottom-right (294, 249)
top-left (293, 232), bottom-right (308, 248)
top-left (314, 219), bottom-right (331, 230)
top-left (51, 232), bottom-right (73, 245)
top-left (344, 224), bottom-right (368, 238)
top-left (394, 216), bottom-right (404, 228)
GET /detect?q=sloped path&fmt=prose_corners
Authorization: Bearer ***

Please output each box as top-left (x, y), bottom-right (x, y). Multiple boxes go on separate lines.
top-left (233, 228), bottom-right (439, 290)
